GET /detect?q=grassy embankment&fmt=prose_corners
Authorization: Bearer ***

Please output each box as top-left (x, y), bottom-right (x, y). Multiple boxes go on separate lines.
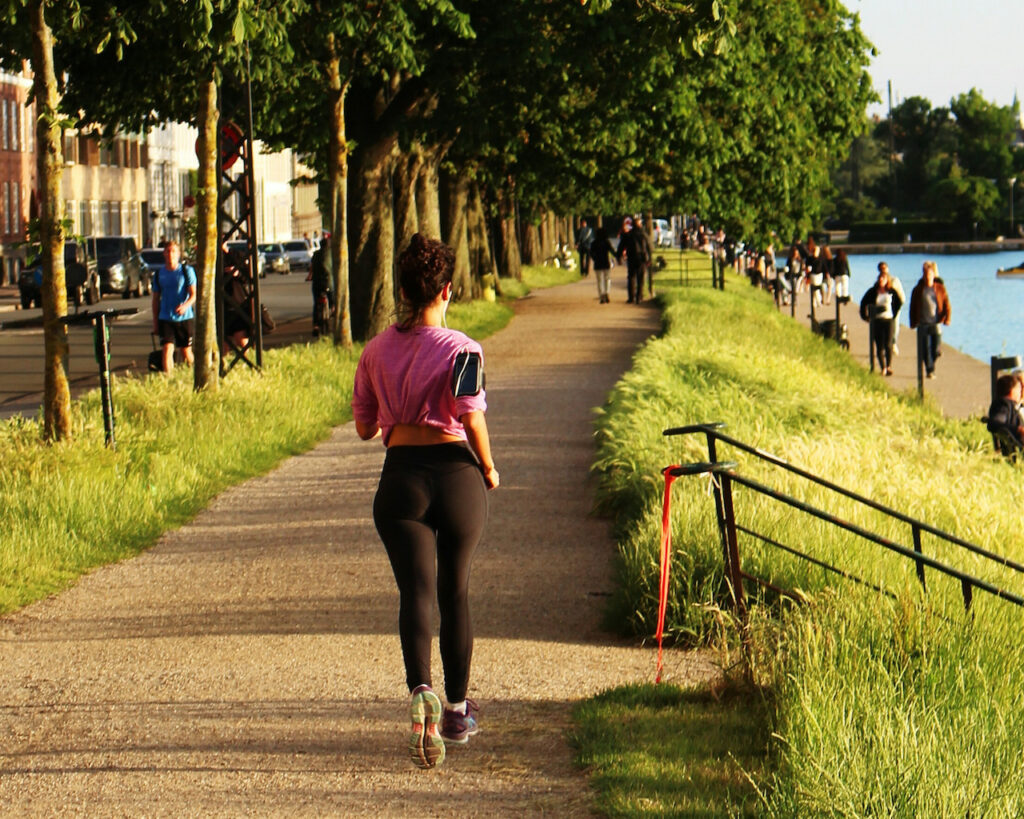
top-left (0, 265), bottom-right (566, 616)
top-left (574, 250), bottom-right (1024, 816)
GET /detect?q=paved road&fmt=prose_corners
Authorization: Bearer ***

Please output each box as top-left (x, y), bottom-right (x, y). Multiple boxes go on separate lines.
top-left (0, 275), bottom-right (720, 816)
top-left (0, 275), bottom-right (315, 420)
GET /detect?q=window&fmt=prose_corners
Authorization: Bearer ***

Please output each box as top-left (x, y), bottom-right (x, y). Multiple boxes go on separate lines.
top-left (12, 183), bottom-right (19, 234)
top-left (82, 201), bottom-right (95, 236)
top-left (2, 100), bottom-right (7, 151)
top-left (63, 133), bottom-right (76, 163)
top-left (65, 201), bottom-right (77, 235)
top-left (11, 101), bottom-right (18, 152)
top-left (2, 182), bottom-right (9, 234)
top-left (111, 201), bottom-right (121, 235)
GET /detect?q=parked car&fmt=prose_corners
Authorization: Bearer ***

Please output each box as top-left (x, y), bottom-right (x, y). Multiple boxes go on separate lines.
top-left (225, 241), bottom-right (269, 278)
top-left (18, 241), bottom-right (100, 309)
top-left (281, 239), bottom-right (313, 272)
top-left (652, 219), bottom-right (674, 248)
top-left (86, 235), bottom-right (150, 298)
top-left (257, 242), bottom-right (290, 275)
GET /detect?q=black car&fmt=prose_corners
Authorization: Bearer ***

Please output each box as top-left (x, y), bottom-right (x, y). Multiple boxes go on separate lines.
top-left (86, 235), bottom-right (151, 298)
top-left (18, 241), bottom-right (100, 309)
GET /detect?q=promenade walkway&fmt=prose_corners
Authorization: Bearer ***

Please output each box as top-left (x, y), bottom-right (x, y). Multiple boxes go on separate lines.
top-left (0, 276), bottom-right (720, 817)
top-left (788, 290), bottom-right (991, 420)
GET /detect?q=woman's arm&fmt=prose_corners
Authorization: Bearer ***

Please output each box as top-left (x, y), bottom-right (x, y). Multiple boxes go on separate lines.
top-left (461, 410), bottom-right (499, 489)
top-left (355, 420), bottom-right (381, 440)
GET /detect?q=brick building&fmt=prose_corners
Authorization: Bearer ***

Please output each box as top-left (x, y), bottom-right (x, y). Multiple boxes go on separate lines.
top-left (0, 67), bottom-right (35, 285)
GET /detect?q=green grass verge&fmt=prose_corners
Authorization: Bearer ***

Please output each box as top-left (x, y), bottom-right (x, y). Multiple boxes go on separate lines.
top-left (0, 282), bottom-right (537, 616)
top-left (571, 682), bottom-right (771, 818)
top-left (579, 256), bottom-right (1024, 815)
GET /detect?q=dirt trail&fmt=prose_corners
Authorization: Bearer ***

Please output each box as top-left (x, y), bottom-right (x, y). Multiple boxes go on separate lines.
top-left (0, 276), bottom-right (719, 817)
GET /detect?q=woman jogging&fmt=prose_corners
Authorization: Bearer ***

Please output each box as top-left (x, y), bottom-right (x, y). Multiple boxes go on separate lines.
top-left (352, 233), bottom-right (499, 770)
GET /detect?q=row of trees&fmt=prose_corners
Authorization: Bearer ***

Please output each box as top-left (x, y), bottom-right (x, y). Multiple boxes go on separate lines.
top-left (1, 0), bottom-right (874, 441)
top-left (831, 90), bottom-right (1024, 235)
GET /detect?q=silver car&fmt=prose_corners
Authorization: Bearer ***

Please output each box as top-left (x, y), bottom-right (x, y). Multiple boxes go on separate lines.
top-left (281, 239), bottom-right (313, 272)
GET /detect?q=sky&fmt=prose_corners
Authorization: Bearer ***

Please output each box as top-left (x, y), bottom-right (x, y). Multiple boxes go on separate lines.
top-left (851, 0), bottom-right (1024, 116)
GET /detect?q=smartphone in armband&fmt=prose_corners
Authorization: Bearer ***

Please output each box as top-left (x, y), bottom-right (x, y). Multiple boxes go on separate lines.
top-left (452, 351), bottom-right (484, 397)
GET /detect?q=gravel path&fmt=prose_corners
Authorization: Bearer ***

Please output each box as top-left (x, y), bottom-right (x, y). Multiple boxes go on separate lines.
top-left (0, 276), bottom-right (720, 817)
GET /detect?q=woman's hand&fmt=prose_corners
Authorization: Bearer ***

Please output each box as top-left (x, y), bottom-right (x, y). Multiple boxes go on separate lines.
top-left (482, 465), bottom-right (499, 490)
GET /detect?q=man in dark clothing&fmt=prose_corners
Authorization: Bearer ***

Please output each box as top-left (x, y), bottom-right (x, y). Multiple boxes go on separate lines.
top-left (616, 217), bottom-right (646, 304)
top-left (575, 219), bottom-right (594, 277)
top-left (306, 240), bottom-right (333, 333)
top-left (987, 373), bottom-right (1024, 454)
top-left (634, 217), bottom-right (654, 299)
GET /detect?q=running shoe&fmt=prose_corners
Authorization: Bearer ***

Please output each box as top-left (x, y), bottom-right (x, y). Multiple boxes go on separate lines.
top-left (441, 699), bottom-right (480, 744)
top-left (409, 684), bottom-right (445, 769)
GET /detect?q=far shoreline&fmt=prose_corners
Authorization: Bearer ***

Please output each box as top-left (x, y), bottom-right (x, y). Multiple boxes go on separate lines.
top-left (834, 238), bottom-right (1024, 255)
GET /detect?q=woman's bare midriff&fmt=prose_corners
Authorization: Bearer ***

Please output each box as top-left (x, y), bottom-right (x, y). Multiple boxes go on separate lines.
top-left (388, 423), bottom-right (464, 447)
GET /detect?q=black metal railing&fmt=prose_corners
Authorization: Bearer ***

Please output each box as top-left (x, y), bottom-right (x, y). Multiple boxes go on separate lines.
top-left (663, 422), bottom-right (1024, 614)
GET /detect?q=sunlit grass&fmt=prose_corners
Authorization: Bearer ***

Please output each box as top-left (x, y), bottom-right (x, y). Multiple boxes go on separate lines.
top-left (583, 264), bottom-right (1024, 815)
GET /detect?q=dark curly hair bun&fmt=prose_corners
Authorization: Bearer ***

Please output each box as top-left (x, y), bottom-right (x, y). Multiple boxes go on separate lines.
top-left (398, 234), bottom-right (455, 314)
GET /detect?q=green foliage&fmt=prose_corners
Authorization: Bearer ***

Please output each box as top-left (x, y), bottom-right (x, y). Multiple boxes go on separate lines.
top-left (834, 88), bottom-right (1024, 233)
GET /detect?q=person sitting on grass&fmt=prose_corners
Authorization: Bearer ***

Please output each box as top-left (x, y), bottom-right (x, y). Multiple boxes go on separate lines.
top-left (987, 373), bottom-right (1024, 454)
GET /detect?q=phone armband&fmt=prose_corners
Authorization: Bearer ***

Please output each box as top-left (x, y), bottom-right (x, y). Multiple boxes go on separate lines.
top-left (452, 351), bottom-right (484, 397)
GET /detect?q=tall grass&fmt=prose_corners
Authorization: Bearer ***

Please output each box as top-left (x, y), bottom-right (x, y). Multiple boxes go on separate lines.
top-left (590, 263), bottom-right (1024, 814)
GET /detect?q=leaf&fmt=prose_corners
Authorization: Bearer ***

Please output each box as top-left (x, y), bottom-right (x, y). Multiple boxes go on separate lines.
top-left (231, 8), bottom-right (246, 45)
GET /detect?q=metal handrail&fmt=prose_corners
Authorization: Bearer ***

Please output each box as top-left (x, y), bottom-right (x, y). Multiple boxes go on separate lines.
top-left (663, 422), bottom-right (1024, 612)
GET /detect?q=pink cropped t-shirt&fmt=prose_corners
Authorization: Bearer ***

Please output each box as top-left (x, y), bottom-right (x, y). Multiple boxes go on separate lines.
top-left (352, 324), bottom-right (487, 446)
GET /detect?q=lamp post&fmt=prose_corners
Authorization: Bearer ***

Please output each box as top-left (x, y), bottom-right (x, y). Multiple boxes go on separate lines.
top-left (1010, 177), bottom-right (1017, 238)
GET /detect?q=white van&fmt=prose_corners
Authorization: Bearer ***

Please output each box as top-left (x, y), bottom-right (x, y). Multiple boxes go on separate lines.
top-left (652, 219), bottom-right (673, 247)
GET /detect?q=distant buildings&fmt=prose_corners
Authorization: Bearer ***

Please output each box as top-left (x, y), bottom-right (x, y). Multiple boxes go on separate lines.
top-left (0, 67), bottom-right (35, 284)
top-left (0, 66), bottom-right (322, 284)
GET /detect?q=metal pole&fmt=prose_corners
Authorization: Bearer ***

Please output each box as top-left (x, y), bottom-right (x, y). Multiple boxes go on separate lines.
top-left (1010, 177), bottom-right (1017, 237)
top-left (911, 523), bottom-right (927, 591)
top-left (868, 311), bottom-right (876, 372)
top-left (92, 313), bottom-right (115, 448)
top-left (835, 296), bottom-right (841, 342)
top-left (719, 472), bottom-right (747, 617)
top-left (921, 327), bottom-right (929, 401)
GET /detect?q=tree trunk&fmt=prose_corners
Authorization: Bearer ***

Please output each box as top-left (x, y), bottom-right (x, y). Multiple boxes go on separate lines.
top-left (468, 181), bottom-right (495, 291)
top-left (348, 139), bottom-right (396, 341)
top-left (394, 147), bottom-right (422, 257)
top-left (441, 167), bottom-right (471, 300)
top-left (325, 39), bottom-right (352, 347)
top-left (539, 211), bottom-right (556, 260)
top-left (193, 75), bottom-right (219, 391)
top-left (498, 192), bottom-right (522, 280)
top-left (522, 221), bottom-right (541, 265)
top-left (415, 143), bottom-right (443, 240)
top-left (31, 0), bottom-right (70, 441)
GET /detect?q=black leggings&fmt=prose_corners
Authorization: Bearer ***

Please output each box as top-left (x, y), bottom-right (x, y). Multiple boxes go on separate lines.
top-left (373, 443), bottom-right (488, 702)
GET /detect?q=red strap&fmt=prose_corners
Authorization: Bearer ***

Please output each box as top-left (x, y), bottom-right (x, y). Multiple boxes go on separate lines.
top-left (656, 467), bottom-right (680, 683)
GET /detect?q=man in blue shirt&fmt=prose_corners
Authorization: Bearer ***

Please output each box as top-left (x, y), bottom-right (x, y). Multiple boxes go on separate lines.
top-left (151, 240), bottom-right (197, 372)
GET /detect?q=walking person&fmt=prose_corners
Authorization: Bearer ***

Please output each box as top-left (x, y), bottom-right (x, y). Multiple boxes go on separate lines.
top-left (616, 217), bottom-right (646, 304)
top-left (909, 260), bottom-right (951, 379)
top-left (832, 249), bottom-right (852, 304)
top-left (860, 265), bottom-right (902, 376)
top-left (575, 218), bottom-right (595, 278)
top-left (151, 240), bottom-right (196, 372)
top-left (352, 233), bottom-right (499, 770)
top-left (589, 226), bottom-right (616, 303)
